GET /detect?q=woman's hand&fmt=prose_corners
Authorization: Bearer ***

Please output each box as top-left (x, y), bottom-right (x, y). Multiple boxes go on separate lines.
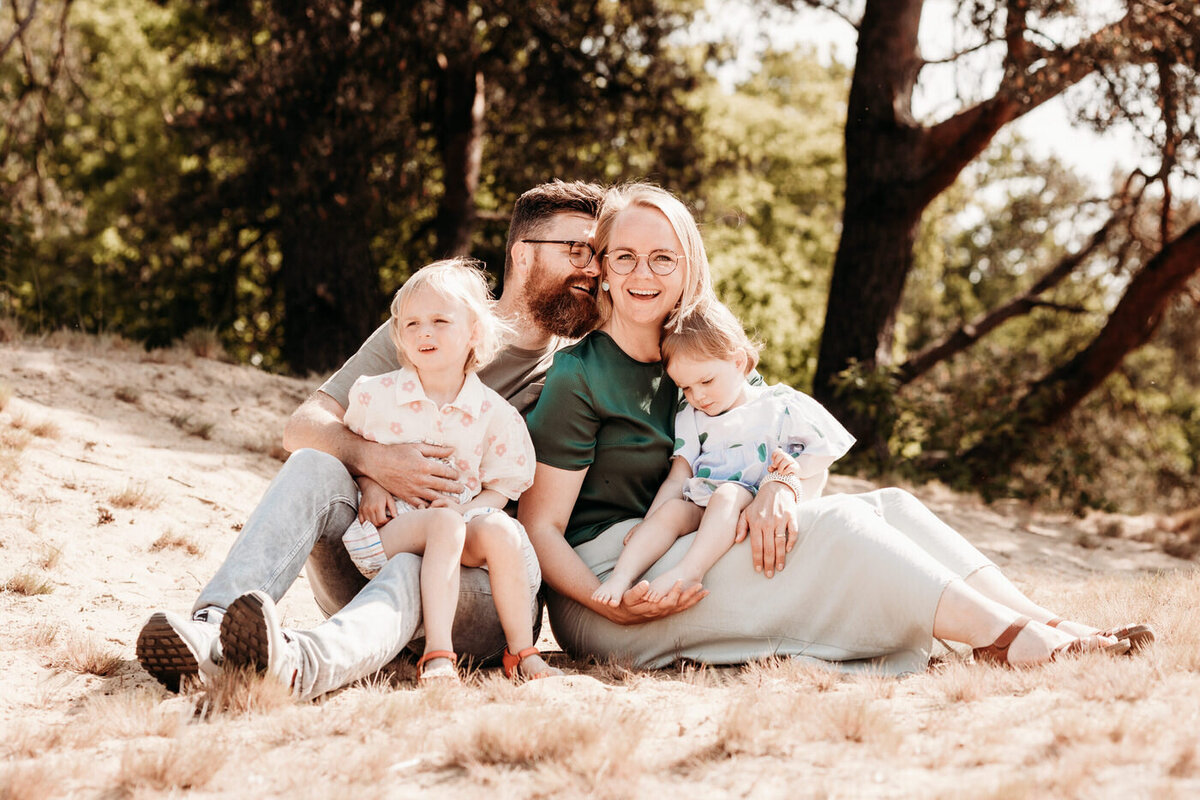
top-left (592, 579), bottom-right (708, 625)
top-left (736, 481), bottom-right (798, 578)
top-left (356, 477), bottom-right (396, 526)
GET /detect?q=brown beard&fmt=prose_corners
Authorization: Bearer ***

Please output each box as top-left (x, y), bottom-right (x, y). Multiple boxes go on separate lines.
top-left (525, 263), bottom-right (600, 339)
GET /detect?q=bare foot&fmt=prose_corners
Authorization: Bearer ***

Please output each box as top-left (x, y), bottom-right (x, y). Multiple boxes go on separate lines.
top-left (645, 567), bottom-right (702, 603)
top-left (517, 652), bottom-right (564, 680)
top-left (593, 576), bottom-right (632, 607)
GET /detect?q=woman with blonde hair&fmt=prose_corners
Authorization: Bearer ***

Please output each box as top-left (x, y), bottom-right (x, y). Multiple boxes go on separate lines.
top-left (519, 183), bottom-right (1149, 673)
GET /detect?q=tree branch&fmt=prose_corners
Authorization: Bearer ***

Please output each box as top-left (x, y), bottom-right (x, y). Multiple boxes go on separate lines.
top-left (896, 202), bottom-right (1131, 385)
top-left (916, 11), bottom-right (1134, 208)
top-left (0, 0), bottom-right (38, 62)
top-left (961, 217), bottom-right (1200, 466)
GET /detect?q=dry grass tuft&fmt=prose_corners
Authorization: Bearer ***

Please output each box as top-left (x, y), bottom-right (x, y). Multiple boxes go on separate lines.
top-left (49, 632), bottom-right (124, 676)
top-left (0, 315), bottom-right (22, 343)
top-left (33, 541), bottom-right (62, 569)
top-left (0, 760), bottom-right (66, 800)
top-left (1, 570), bottom-right (54, 596)
top-left (243, 432), bottom-right (291, 462)
top-left (113, 385), bottom-right (140, 404)
top-left (0, 425), bottom-right (33, 452)
top-left (29, 621), bottom-right (60, 648)
top-left (115, 739), bottom-right (226, 793)
top-left (169, 413), bottom-right (215, 439)
top-left (445, 700), bottom-right (646, 778)
top-left (195, 667), bottom-right (297, 717)
top-left (180, 327), bottom-right (229, 361)
top-left (108, 481), bottom-right (163, 510)
top-left (43, 327), bottom-right (133, 354)
top-left (150, 529), bottom-right (204, 556)
top-left (77, 690), bottom-right (190, 741)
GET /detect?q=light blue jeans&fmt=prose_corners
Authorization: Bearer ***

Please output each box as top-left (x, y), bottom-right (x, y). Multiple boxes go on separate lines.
top-left (194, 449), bottom-right (537, 700)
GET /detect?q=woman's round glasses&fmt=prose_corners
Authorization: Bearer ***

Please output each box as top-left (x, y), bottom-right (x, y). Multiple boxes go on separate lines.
top-left (521, 239), bottom-right (595, 269)
top-left (604, 249), bottom-right (684, 276)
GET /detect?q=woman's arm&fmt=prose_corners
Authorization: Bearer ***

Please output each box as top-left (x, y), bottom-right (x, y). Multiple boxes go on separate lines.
top-left (519, 463), bottom-right (706, 625)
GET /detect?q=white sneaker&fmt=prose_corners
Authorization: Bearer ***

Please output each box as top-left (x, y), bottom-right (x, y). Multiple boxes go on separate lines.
top-left (220, 590), bottom-right (303, 698)
top-left (136, 611), bottom-right (222, 692)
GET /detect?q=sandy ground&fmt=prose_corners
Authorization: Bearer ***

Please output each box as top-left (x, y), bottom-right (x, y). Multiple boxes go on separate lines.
top-left (1, 337), bottom-right (1196, 798)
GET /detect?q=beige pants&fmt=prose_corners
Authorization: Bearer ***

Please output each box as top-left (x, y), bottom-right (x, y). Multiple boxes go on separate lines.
top-left (546, 488), bottom-right (993, 675)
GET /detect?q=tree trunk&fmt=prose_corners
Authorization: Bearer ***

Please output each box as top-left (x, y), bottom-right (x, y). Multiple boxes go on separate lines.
top-left (811, 0), bottom-right (926, 442)
top-left (280, 202), bottom-right (381, 374)
top-left (432, 1), bottom-right (484, 258)
top-left (962, 219), bottom-right (1200, 468)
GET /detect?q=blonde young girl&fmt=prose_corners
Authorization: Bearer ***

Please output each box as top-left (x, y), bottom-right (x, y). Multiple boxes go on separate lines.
top-left (592, 300), bottom-right (856, 606)
top-left (341, 258), bottom-right (560, 681)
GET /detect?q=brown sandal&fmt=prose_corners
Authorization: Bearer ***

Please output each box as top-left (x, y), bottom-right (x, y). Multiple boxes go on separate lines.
top-left (973, 616), bottom-right (1122, 666)
top-left (1047, 618), bottom-right (1148, 655)
top-left (1099, 623), bottom-right (1155, 653)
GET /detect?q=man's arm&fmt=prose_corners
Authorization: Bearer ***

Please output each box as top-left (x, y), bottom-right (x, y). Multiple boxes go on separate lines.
top-left (282, 390), bottom-right (460, 505)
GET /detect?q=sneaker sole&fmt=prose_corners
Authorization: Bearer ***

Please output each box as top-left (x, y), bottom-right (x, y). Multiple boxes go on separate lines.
top-left (136, 612), bottom-right (200, 693)
top-left (221, 591), bottom-right (273, 674)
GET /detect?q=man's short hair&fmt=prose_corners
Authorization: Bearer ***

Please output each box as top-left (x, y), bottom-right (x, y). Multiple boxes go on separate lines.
top-left (503, 180), bottom-right (605, 279)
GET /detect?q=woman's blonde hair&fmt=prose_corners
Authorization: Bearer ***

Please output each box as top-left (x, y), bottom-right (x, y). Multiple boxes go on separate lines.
top-left (660, 299), bottom-right (761, 376)
top-left (592, 183), bottom-right (714, 332)
top-left (389, 257), bottom-right (512, 373)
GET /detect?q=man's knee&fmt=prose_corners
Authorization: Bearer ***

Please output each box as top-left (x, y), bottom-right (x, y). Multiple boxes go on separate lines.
top-left (283, 448), bottom-right (356, 487)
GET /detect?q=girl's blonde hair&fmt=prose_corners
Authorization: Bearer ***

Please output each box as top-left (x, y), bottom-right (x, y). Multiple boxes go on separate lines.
top-left (593, 183), bottom-right (714, 332)
top-left (389, 257), bottom-right (512, 373)
top-left (661, 300), bottom-right (761, 376)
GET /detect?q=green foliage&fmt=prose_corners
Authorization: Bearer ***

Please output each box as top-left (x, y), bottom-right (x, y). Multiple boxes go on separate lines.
top-left (891, 134), bottom-right (1200, 512)
top-left (696, 50), bottom-right (848, 388)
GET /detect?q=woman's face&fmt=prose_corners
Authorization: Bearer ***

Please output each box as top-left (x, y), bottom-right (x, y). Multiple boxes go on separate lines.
top-left (602, 206), bottom-right (686, 330)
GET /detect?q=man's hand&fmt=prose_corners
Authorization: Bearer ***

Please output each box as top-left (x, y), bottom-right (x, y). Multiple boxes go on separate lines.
top-left (361, 441), bottom-right (462, 506)
top-left (592, 579), bottom-right (708, 625)
top-left (356, 477), bottom-right (396, 526)
top-left (736, 481), bottom-right (798, 578)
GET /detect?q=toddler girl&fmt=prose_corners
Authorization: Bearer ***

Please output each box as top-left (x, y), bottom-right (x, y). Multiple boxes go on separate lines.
top-left (341, 258), bottom-right (559, 682)
top-left (592, 300), bottom-right (856, 606)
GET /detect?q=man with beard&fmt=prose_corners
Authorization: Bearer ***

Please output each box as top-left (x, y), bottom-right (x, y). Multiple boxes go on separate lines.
top-left (136, 181), bottom-right (604, 698)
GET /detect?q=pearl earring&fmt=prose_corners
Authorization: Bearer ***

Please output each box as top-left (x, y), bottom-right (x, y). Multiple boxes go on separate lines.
top-left (601, 280), bottom-right (610, 292)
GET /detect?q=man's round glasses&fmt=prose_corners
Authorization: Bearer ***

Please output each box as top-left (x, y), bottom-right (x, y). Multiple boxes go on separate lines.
top-left (604, 249), bottom-right (684, 276)
top-left (521, 239), bottom-right (595, 269)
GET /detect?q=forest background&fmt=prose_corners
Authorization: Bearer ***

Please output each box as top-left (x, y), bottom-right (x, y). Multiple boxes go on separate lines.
top-left (3, 0), bottom-right (1199, 517)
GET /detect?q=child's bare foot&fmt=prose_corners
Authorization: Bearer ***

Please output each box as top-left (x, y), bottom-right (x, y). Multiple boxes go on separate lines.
top-left (645, 567), bottom-right (702, 602)
top-left (592, 577), bottom-right (632, 607)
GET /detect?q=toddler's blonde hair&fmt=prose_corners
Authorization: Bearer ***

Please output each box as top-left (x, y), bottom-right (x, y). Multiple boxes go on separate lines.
top-left (660, 300), bottom-right (761, 376)
top-left (389, 257), bottom-right (512, 373)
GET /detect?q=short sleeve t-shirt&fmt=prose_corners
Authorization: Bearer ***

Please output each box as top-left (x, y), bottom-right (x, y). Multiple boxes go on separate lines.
top-left (525, 332), bottom-right (679, 547)
top-left (344, 367), bottom-right (536, 501)
top-left (319, 321), bottom-right (561, 416)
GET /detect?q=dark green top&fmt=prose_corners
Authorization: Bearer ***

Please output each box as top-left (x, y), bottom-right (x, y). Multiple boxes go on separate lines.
top-left (526, 331), bottom-right (679, 547)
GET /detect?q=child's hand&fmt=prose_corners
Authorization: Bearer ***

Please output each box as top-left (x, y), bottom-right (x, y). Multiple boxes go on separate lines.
top-left (429, 497), bottom-right (465, 515)
top-left (769, 448), bottom-right (800, 477)
top-left (623, 522), bottom-right (642, 545)
top-left (357, 477), bottom-right (396, 526)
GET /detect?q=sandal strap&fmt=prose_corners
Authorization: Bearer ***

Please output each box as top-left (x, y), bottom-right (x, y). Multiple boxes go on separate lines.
top-left (501, 646), bottom-right (541, 679)
top-left (973, 616), bottom-right (1032, 666)
top-left (1045, 617), bottom-right (1065, 628)
top-left (417, 650), bottom-right (457, 672)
